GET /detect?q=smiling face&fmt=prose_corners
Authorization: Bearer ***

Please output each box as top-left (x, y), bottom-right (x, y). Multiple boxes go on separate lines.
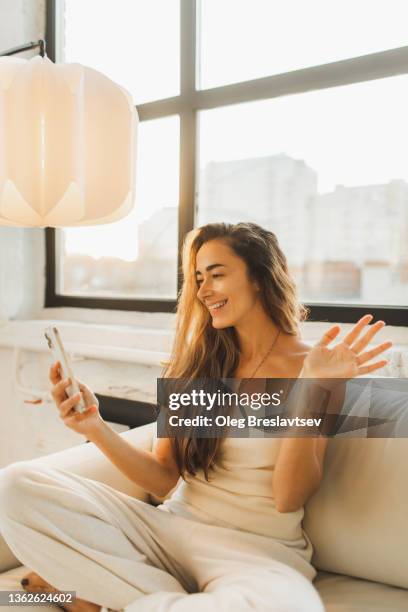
top-left (195, 239), bottom-right (261, 329)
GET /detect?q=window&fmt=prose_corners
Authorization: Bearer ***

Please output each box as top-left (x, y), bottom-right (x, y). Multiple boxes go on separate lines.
top-left (198, 0), bottom-right (408, 89)
top-left (57, 116), bottom-right (180, 300)
top-left (46, 0), bottom-right (408, 323)
top-left (63, 0), bottom-right (180, 104)
top-left (197, 76), bottom-right (408, 306)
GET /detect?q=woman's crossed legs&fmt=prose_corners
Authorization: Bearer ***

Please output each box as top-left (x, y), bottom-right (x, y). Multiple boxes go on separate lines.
top-left (0, 462), bottom-right (324, 611)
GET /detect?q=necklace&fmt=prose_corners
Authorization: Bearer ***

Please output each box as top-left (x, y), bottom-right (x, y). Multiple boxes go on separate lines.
top-left (238, 328), bottom-right (281, 392)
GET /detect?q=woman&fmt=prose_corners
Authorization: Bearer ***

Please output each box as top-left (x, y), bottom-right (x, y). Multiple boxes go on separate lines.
top-left (0, 222), bottom-right (391, 612)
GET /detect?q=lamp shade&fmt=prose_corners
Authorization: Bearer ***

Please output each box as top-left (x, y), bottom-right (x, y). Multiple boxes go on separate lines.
top-left (0, 56), bottom-right (137, 227)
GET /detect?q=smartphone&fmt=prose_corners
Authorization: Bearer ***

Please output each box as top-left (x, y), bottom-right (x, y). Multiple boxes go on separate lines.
top-left (44, 326), bottom-right (86, 413)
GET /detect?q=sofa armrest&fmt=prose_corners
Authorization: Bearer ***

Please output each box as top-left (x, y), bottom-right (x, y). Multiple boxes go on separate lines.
top-left (0, 422), bottom-right (156, 574)
top-left (29, 422), bottom-right (156, 500)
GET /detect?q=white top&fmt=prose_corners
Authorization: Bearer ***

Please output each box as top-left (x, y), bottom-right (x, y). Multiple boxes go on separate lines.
top-left (159, 436), bottom-right (314, 571)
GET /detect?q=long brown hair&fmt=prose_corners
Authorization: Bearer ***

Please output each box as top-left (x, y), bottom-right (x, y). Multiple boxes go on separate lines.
top-left (162, 222), bottom-right (308, 480)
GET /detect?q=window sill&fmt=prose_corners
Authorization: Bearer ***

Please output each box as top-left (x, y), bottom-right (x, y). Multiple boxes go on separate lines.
top-left (0, 319), bottom-right (173, 365)
top-left (38, 306), bottom-right (408, 345)
top-left (0, 313), bottom-right (406, 372)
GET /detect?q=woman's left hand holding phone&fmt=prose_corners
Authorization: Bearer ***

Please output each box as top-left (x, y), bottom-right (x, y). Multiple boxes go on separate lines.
top-left (50, 361), bottom-right (105, 438)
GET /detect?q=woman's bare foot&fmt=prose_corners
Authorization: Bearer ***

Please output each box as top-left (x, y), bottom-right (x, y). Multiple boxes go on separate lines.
top-left (21, 571), bottom-right (101, 612)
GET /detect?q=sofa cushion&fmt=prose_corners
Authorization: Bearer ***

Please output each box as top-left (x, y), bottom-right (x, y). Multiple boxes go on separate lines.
top-left (314, 570), bottom-right (408, 612)
top-left (24, 424), bottom-right (154, 501)
top-left (304, 438), bottom-right (408, 589)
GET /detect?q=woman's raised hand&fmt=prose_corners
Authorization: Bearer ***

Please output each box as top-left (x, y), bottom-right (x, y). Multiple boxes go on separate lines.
top-left (301, 315), bottom-right (393, 379)
top-left (49, 361), bottom-right (105, 437)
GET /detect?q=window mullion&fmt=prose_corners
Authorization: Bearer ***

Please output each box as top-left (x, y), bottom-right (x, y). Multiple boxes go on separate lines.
top-left (191, 45), bottom-right (408, 111)
top-left (177, 0), bottom-right (197, 292)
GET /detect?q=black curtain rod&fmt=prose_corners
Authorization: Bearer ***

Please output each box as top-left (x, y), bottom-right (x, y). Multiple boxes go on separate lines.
top-left (0, 39), bottom-right (46, 58)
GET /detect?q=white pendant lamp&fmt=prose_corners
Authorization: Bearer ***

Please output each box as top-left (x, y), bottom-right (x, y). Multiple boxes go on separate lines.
top-left (0, 41), bottom-right (138, 227)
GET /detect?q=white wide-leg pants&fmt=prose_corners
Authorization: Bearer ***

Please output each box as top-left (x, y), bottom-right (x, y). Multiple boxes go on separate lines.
top-left (0, 462), bottom-right (324, 611)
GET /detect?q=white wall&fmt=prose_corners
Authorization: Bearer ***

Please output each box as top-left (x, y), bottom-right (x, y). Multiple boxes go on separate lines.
top-left (0, 0), bottom-right (45, 55)
top-left (0, 0), bottom-right (46, 322)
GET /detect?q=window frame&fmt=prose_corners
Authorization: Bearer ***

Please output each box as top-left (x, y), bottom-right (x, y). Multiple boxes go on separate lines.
top-left (45, 0), bottom-right (408, 325)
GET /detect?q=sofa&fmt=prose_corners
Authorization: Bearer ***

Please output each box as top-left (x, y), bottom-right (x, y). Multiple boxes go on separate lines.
top-left (0, 422), bottom-right (407, 611)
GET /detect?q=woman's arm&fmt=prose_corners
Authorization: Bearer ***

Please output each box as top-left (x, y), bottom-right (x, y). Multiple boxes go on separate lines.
top-left (49, 362), bottom-right (180, 499)
top-left (272, 315), bottom-right (392, 513)
top-left (272, 379), bottom-right (331, 512)
top-left (272, 436), bottom-right (328, 513)
top-left (87, 425), bottom-right (180, 498)
top-left (273, 367), bottom-right (348, 513)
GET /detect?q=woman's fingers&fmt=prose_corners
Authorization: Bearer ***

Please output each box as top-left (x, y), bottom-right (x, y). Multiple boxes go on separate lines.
top-left (51, 374), bottom-right (98, 419)
top-left (358, 359), bottom-right (389, 376)
top-left (341, 314), bottom-right (373, 346)
top-left (59, 392), bottom-right (83, 417)
top-left (77, 380), bottom-right (91, 398)
top-left (315, 325), bottom-right (341, 347)
top-left (77, 381), bottom-right (98, 407)
top-left (351, 320), bottom-right (386, 354)
top-left (357, 341), bottom-right (393, 366)
top-left (51, 377), bottom-right (71, 404)
top-left (49, 367), bottom-right (98, 427)
top-left (49, 361), bottom-right (62, 385)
